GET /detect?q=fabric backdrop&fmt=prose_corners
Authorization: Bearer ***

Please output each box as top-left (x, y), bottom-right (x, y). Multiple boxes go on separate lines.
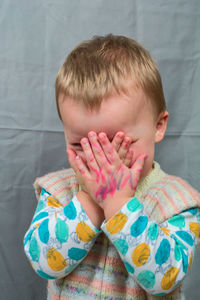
top-left (0, 1), bottom-right (199, 299)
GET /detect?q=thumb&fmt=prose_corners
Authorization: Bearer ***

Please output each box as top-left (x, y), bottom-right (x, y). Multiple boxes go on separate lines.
top-left (131, 154), bottom-right (147, 183)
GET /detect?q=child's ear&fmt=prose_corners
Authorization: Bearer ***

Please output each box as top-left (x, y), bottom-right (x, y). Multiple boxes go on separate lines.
top-left (155, 111), bottom-right (169, 143)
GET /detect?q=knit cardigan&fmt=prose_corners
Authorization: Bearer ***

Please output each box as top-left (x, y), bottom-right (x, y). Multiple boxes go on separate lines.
top-left (33, 162), bottom-right (200, 300)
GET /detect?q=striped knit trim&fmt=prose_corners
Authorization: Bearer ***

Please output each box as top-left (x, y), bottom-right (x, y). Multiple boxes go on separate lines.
top-left (34, 162), bottom-right (164, 203)
top-left (142, 174), bottom-right (200, 223)
top-left (33, 168), bottom-right (80, 206)
top-left (33, 163), bottom-right (200, 224)
top-left (48, 278), bottom-right (145, 300)
top-left (48, 281), bottom-right (74, 300)
top-left (65, 274), bottom-right (144, 296)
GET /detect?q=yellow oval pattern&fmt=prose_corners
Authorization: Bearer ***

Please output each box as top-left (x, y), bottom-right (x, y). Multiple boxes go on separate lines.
top-left (160, 227), bottom-right (170, 236)
top-left (189, 222), bottom-right (200, 238)
top-left (47, 248), bottom-right (67, 271)
top-left (188, 252), bottom-right (193, 271)
top-left (106, 213), bottom-right (128, 234)
top-left (76, 222), bottom-right (96, 242)
top-left (48, 196), bottom-right (63, 207)
top-left (161, 266), bottom-right (179, 290)
top-left (132, 243), bottom-right (150, 266)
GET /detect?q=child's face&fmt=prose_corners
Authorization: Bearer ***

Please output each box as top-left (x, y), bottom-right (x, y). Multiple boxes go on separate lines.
top-left (59, 87), bottom-right (168, 178)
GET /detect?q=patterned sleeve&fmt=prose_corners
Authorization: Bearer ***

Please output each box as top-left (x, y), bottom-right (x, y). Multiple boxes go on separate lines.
top-left (24, 188), bottom-right (101, 280)
top-left (101, 196), bottom-right (200, 296)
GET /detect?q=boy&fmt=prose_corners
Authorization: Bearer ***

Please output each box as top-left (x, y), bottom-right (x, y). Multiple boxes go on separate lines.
top-left (24, 34), bottom-right (200, 300)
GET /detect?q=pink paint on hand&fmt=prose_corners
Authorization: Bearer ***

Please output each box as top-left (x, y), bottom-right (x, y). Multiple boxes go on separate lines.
top-left (99, 167), bottom-right (106, 184)
top-left (120, 174), bottom-right (130, 189)
top-left (78, 168), bottom-right (85, 175)
top-left (92, 142), bottom-right (102, 152)
top-left (116, 163), bottom-right (124, 174)
top-left (108, 175), bottom-right (118, 196)
top-left (90, 166), bottom-right (106, 184)
top-left (95, 175), bottom-right (117, 201)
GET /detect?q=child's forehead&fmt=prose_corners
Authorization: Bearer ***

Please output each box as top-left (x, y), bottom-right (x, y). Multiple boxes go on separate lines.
top-left (67, 117), bottom-right (126, 141)
top-left (61, 87), bottom-right (154, 140)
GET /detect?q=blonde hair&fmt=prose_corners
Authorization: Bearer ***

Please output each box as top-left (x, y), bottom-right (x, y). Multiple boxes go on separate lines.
top-left (55, 34), bottom-right (166, 119)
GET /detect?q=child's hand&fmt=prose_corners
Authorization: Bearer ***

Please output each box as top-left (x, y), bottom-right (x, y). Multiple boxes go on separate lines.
top-left (111, 131), bottom-right (133, 168)
top-left (67, 131), bottom-right (133, 193)
top-left (67, 131), bottom-right (147, 213)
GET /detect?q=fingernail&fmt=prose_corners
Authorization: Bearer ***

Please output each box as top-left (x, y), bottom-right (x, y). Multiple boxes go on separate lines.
top-left (88, 131), bottom-right (96, 138)
top-left (81, 138), bottom-right (88, 144)
top-left (117, 132), bottom-right (124, 138)
top-left (124, 137), bottom-right (131, 144)
top-left (99, 132), bottom-right (106, 140)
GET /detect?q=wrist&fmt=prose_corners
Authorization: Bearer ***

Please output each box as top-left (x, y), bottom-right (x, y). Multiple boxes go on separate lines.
top-left (103, 196), bottom-right (132, 221)
top-left (76, 190), bottom-right (105, 229)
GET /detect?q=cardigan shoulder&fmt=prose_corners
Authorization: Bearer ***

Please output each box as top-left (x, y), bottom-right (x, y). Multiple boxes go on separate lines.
top-left (33, 168), bottom-right (79, 206)
top-left (141, 174), bottom-right (200, 223)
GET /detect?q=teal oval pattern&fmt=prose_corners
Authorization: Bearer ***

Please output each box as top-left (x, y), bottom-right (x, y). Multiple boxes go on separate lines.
top-left (32, 211), bottom-right (48, 223)
top-left (38, 219), bottom-right (49, 244)
top-left (127, 197), bottom-right (143, 212)
top-left (37, 269), bottom-right (57, 279)
top-left (180, 248), bottom-right (188, 273)
top-left (68, 247), bottom-right (87, 261)
top-left (113, 239), bottom-right (129, 256)
top-left (155, 239), bottom-right (171, 266)
top-left (124, 261), bottom-right (134, 274)
top-left (175, 231), bottom-right (194, 246)
top-left (24, 228), bottom-right (35, 247)
top-left (137, 270), bottom-right (155, 289)
top-left (29, 236), bottom-right (40, 262)
top-left (130, 216), bottom-right (148, 237)
top-left (174, 242), bottom-right (181, 261)
top-left (64, 201), bottom-right (77, 220)
top-left (168, 215), bottom-right (185, 228)
top-left (35, 200), bottom-right (45, 214)
top-left (147, 223), bottom-right (158, 241)
top-left (55, 218), bottom-right (69, 243)
top-left (187, 208), bottom-right (197, 215)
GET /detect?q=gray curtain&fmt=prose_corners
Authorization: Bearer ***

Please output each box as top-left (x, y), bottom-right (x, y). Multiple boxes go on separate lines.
top-left (0, 1), bottom-right (199, 299)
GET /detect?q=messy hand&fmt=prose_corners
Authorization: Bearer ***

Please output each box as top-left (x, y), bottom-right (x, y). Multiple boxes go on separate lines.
top-left (67, 131), bottom-right (133, 193)
top-left (67, 131), bottom-right (147, 211)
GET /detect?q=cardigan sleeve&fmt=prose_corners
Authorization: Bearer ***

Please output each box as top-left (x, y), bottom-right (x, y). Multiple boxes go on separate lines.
top-left (101, 196), bottom-right (200, 296)
top-left (24, 188), bottom-right (101, 280)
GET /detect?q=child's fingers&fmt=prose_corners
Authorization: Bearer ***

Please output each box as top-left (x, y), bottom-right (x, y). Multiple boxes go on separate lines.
top-left (123, 148), bottom-right (133, 168)
top-left (117, 136), bottom-right (132, 164)
top-left (74, 155), bottom-right (90, 177)
top-left (67, 148), bottom-right (90, 177)
top-left (111, 132), bottom-right (125, 152)
top-left (98, 132), bottom-right (120, 166)
top-left (67, 148), bottom-right (87, 174)
top-left (131, 154), bottom-right (147, 189)
top-left (80, 136), bottom-right (100, 171)
top-left (87, 132), bottom-right (110, 171)
top-left (66, 149), bottom-right (89, 192)
top-left (67, 148), bottom-right (88, 176)
top-left (111, 131), bottom-right (133, 166)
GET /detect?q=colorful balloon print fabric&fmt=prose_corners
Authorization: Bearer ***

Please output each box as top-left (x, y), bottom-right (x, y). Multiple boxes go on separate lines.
top-left (24, 189), bottom-right (200, 296)
top-left (24, 188), bottom-right (101, 279)
top-left (102, 196), bottom-right (200, 295)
